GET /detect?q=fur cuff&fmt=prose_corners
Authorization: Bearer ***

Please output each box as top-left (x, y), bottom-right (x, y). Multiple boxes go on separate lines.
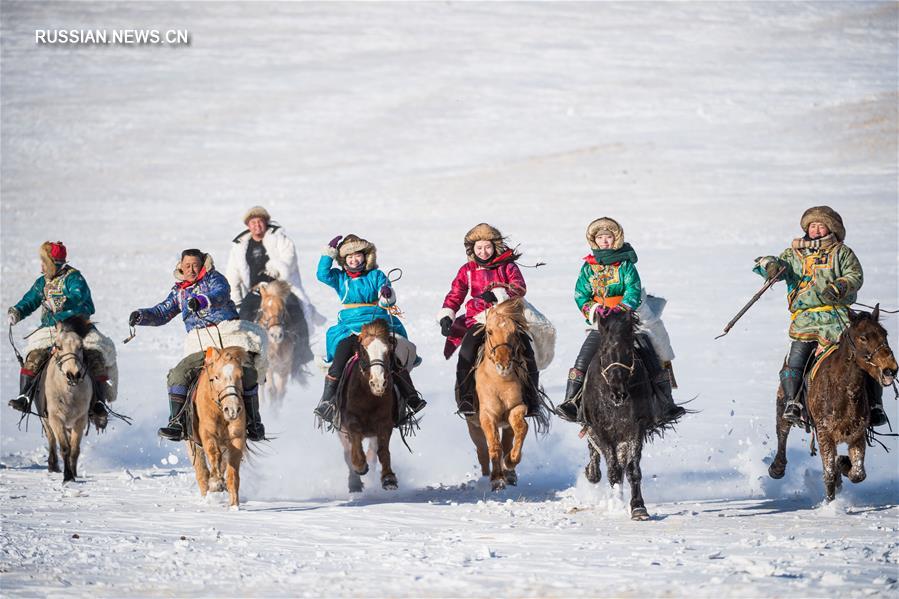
top-left (588, 303), bottom-right (602, 324)
top-left (474, 310), bottom-right (487, 325)
top-left (492, 287), bottom-right (510, 304)
top-left (436, 307), bottom-right (456, 323)
top-left (322, 246), bottom-right (338, 259)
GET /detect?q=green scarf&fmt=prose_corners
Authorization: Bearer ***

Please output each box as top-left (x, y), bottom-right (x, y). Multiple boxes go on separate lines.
top-left (592, 243), bottom-right (638, 265)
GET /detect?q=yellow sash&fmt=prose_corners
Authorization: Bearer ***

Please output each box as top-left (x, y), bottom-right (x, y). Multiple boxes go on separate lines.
top-left (790, 305), bottom-right (836, 321)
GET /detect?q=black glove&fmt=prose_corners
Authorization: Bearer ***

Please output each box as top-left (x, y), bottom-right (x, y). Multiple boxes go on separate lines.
top-left (440, 316), bottom-right (453, 337)
top-left (478, 290), bottom-right (498, 304)
top-left (128, 311), bottom-right (141, 326)
top-left (821, 280), bottom-right (848, 304)
top-left (187, 297), bottom-right (201, 313)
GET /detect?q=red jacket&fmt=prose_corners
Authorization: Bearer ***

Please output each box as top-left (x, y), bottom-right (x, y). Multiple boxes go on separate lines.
top-left (439, 250), bottom-right (526, 358)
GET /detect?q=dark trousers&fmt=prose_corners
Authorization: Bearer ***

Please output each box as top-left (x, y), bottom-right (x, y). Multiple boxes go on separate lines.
top-left (328, 337), bottom-right (357, 379)
top-left (780, 340), bottom-right (816, 402)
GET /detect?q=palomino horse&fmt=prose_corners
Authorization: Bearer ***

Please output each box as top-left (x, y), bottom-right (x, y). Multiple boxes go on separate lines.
top-left (581, 309), bottom-right (666, 521)
top-left (41, 318), bottom-right (93, 482)
top-left (769, 305), bottom-right (897, 501)
top-left (338, 319), bottom-right (399, 493)
top-left (186, 347), bottom-right (248, 508)
top-left (256, 280), bottom-right (296, 404)
top-left (468, 298), bottom-right (536, 492)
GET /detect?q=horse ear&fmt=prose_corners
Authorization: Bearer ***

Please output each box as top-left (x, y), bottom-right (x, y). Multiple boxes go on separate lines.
top-left (872, 303), bottom-right (880, 322)
top-left (847, 308), bottom-right (858, 323)
top-left (204, 346), bottom-right (220, 363)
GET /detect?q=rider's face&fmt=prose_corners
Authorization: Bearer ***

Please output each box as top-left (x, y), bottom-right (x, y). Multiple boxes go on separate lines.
top-left (181, 256), bottom-right (203, 282)
top-left (473, 240), bottom-right (495, 261)
top-left (808, 222), bottom-right (830, 239)
top-left (247, 217), bottom-right (268, 240)
top-left (345, 252), bottom-right (365, 270)
top-left (594, 233), bottom-right (615, 249)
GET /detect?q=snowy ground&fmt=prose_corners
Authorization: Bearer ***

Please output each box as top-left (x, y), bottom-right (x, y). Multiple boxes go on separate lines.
top-left (1, 1), bottom-right (897, 597)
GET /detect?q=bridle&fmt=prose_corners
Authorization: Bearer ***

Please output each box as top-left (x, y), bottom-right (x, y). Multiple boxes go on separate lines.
top-left (53, 346), bottom-right (85, 386)
top-left (212, 384), bottom-right (242, 410)
top-left (600, 358), bottom-right (635, 384)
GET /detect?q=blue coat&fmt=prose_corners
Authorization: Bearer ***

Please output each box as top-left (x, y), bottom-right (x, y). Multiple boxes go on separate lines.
top-left (317, 255), bottom-right (408, 361)
top-left (136, 268), bottom-right (238, 332)
top-left (13, 265), bottom-right (95, 327)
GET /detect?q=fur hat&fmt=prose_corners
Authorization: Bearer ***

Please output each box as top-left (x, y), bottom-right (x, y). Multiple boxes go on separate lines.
top-left (40, 241), bottom-right (67, 279)
top-left (337, 234), bottom-right (378, 271)
top-left (242, 206), bottom-right (271, 225)
top-left (464, 223), bottom-right (509, 261)
top-left (800, 206), bottom-right (845, 241)
top-left (586, 217), bottom-right (624, 250)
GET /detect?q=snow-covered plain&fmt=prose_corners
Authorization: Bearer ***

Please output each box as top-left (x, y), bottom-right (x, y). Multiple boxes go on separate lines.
top-left (1, 1), bottom-right (897, 596)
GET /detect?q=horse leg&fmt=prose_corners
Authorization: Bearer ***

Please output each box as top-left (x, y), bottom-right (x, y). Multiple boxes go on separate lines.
top-left (818, 434), bottom-right (838, 502)
top-left (769, 388), bottom-right (791, 479)
top-left (585, 442), bottom-right (602, 485)
top-left (604, 440), bottom-right (622, 488)
top-left (224, 438), bottom-right (244, 508)
top-left (45, 420), bottom-right (61, 473)
top-left (500, 427), bottom-right (517, 486)
top-left (466, 418), bottom-right (490, 477)
top-left (186, 441), bottom-right (210, 497)
top-left (203, 437), bottom-right (225, 493)
top-left (349, 432), bottom-right (368, 476)
top-left (66, 420), bottom-right (86, 480)
top-left (339, 432), bottom-right (363, 493)
top-left (376, 429), bottom-right (397, 490)
top-left (625, 442), bottom-right (649, 520)
top-left (478, 411), bottom-right (505, 491)
top-left (49, 418), bottom-right (75, 483)
top-left (504, 404), bottom-right (528, 472)
top-left (844, 438), bottom-right (867, 484)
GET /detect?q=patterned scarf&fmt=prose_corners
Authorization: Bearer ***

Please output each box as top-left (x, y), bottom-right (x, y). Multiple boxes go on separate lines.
top-left (791, 233), bottom-right (838, 251)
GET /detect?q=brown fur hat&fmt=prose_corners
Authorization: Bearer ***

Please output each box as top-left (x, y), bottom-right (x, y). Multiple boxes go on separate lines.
top-left (800, 206), bottom-right (845, 241)
top-left (40, 241), bottom-right (67, 279)
top-left (464, 223), bottom-right (509, 261)
top-left (586, 217), bottom-right (624, 250)
top-left (337, 234), bottom-right (378, 271)
top-left (242, 205), bottom-right (271, 225)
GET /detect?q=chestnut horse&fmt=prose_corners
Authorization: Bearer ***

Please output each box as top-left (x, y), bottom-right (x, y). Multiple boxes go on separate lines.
top-left (40, 319), bottom-right (93, 482)
top-left (338, 319), bottom-right (400, 493)
top-left (256, 281), bottom-right (296, 405)
top-left (186, 347), bottom-right (248, 508)
top-left (769, 305), bottom-right (897, 501)
top-left (468, 298), bottom-right (535, 492)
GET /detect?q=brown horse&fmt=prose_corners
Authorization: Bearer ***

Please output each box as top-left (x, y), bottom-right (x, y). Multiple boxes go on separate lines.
top-left (186, 347), bottom-right (248, 508)
top-left (257, 281), bottom-right (296, 405)
top-left (41, 319), bottom-right (93, 482)
top-left (338, 319), bottom-right (399, 493)
top-left (769, 305), bottom-right (897, 501)
top-left (467, 298), bottom-right (532, 492)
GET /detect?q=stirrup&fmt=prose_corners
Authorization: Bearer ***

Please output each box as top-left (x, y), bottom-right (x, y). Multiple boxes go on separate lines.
top-left (869, 406), bottom-right (888, 428)
top-left (456, 400), bottom-right (475, 417)
top-left (158, 424), bottom-right (184, 441)
top-left (555, 400), bottom-right (579, 422)
top-left (782, 402), bottom-right (802, 424)
top-left (8, 396), bottom-right (29, 413)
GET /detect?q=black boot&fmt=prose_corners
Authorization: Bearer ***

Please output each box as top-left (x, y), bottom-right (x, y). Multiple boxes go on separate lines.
top-left (8, 372), bottom-right (36, 413)
top-left (455, 371), bottom-right (476, 417)
top-left (780, 367), bottom-right (803, 424)
top-left (394, 365), bottom-right (426, 426)
top-left (89, 378), bottom-right (109, 431)
top-left (653, 369), bottom-right (686, 424)
top-left (556, 368), bottom-right (584, 422)
top-left (158, 394), bottom-right (186, 441)
top-left (520, 334), bottom-right (542, 418)
top-left (244, 385), bottom-right (265, 441)
top-left (866, 375), bottom-right (888, 428)
top-left (313, 376), bottom-right (339, 426)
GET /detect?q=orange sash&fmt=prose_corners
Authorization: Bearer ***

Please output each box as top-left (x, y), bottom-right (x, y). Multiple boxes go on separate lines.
top-left (593, 295), bottom-right (623, 308)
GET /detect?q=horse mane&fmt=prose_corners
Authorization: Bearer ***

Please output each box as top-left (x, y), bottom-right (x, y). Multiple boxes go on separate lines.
top-left (490, 298), bottom-right (528, 331)
top-left (59, 316), bottom-right (92, 338)
top-left (360, 318), bottom-right (390, 340)
top-left (262, 279), bottom-right (291, 300)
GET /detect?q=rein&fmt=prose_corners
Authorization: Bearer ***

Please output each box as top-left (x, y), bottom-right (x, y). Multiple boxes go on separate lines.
top-left (600, 359), bottom-right (635, 383)
top-left (54, 350), bottom-right (86, 384)
top-left (8, 324), bottom-right (24, 367)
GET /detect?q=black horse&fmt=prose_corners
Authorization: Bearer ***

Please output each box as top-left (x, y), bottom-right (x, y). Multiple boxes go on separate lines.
top-left (581, 309), bottom-right (676, 521)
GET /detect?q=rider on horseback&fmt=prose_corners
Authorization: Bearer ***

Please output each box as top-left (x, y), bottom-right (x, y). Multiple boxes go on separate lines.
top-left (226, 206), bottom-right (323, 370)
top-left (129, 249), bottom-right (267, 441)
top-left (437, 223), bottom-right (543, 418)
top-left (7, 241), bottom-right (113, 430)
top-left (556, 218), bottom-right (685, 424)
top-left (312, 234), bottom-right (426, 426)
top-left (754, 205), bottom-right (887, 427)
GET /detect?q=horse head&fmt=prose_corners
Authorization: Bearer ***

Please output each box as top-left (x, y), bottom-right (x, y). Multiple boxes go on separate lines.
top-left (847, 305), bottom-right (898, 386)
top-left (358, 319), bottom-right (394, 396)
top-left (204, 347), bottom-right (247, 421)
top-left (257, 282), bottom-right (289, 345)
top-left (484, 298), bottom-right (527, 378)
top-left (54, 319), bottom-right (89, 387)
top-left (596, 309), bottom-right (636, 404)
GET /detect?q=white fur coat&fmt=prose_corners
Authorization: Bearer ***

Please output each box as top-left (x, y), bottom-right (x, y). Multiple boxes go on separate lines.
top-left (182, 319), bottom-right (269, 375)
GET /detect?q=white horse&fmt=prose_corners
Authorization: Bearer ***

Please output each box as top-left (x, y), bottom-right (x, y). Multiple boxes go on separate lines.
top-left (41, 320), bottom-right (93, 482)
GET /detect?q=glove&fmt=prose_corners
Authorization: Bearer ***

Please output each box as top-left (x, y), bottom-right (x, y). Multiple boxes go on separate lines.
top-left (379, 285), bottom-right (393, 299)
top-left (128, 311), bottom-right (141, 326)
top-left (7, 308), bottom-right (20, 326)
top-left (478, 290), bottom-right (498, 304)
top-left (439, 316), bottom-right (453, 337)
top-left (822, 280), bottom-right (848, 304)
top-left (264, 263), bottom-right (280, 279)
top-left (328, 235), bottom-right (343, 249)
top-left (756, 257), bottom-right (782, 281)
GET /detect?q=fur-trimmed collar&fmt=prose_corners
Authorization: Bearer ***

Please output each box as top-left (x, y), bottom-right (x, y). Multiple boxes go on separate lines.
top-left (232, 223), bottom-right (281, 244)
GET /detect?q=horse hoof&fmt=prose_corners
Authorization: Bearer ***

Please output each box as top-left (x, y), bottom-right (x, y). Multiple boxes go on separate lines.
top-left (382, 476), bottom-right (398, 491)
top-left (504, 470), bottom-right (518, 486)
top-left (208, 479), bottom-right (225, 493)
top-left (585, 461), bottom-right (602, 485)
top-left (48, 464), bottom-right (61, 474)
top-left (354, 464), bottom-right (369, 476)
top-left (491, 479), bottom-right (506, 492)
top-left (631, 507), bottom-right (650, 521)
top-left (348, 482), bottom-right (364, 493)
top-left (767, 462), bottom-right (786, 480)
